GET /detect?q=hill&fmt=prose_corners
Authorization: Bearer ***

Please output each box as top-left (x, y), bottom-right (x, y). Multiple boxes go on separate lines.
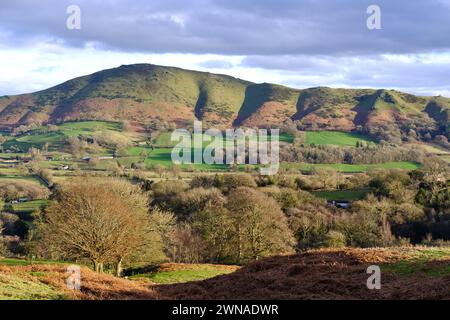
top-left (2, 248), bottom-right (450, 300)
top-left (1, 64), bottom-right (450, 133)
top-left (156, 248), bottom-right (450, 300)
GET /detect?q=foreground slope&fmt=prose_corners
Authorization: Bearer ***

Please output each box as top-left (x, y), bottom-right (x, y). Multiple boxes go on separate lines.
top-left (0, 263), bottom-right (159, 300)
top-left (1, 64), bottom-right (450, 130)
top-left (2, 248), bottom-right (450, 300)
top-left (156, 248), bottom-right (450, 300)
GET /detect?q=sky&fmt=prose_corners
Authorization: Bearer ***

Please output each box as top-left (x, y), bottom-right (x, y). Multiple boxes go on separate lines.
top-left (0, 0), bottom-right (450, 96)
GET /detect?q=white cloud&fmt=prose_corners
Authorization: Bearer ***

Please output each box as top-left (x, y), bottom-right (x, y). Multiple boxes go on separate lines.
top-left (0, 43), bottom-right (449, 98)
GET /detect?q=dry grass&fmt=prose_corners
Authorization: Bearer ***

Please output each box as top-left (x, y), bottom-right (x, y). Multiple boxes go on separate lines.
top-left (3, 248), bottom-right (450, 300)
top-left (154, 248), bottom-right (450, 300)
top-left (0, 264), bottom-right (159, 300)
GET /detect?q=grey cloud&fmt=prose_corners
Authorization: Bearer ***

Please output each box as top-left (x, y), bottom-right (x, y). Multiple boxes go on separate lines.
top-left (245, 54), bottom-right (450, 96)
top-left (0, 0), bottom-right (450, 55)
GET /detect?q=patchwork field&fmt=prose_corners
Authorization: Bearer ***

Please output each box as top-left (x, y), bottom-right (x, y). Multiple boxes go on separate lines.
top-left (0, 121), bottom-right (428, 174)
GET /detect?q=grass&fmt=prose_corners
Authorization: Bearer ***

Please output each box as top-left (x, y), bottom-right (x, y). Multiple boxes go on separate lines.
top-left (0, 273), bottom-right (66, 300)
top-left (0, 175), bottom-right (46, 187)
top-left (130, 264), bottom-right (239, 284)
top-left (0, 153), bottom-right (26, 160)
top-left (382, 248), bottom-right (450, 277)
top-left (153, 131), bottom-right (293, 148)
top-left (305, 131), bottom-right (374, 147)
top-left (122, 146), bottom-right (229, 171)
top-left (0, 258), bottom-right (64, 266)
top-left (0, 121), bottom-right (423, 176)
top-left (312, 189), bottom-right (372, 201)
top-left (9, 199), bottom-right (49, 213)
top-left (0, 167), bottom-right (22, 175)
top-left (0, 262), bottom-right (159, 300)
top-left (3, 121), bottom-right (121, 152)
top-left (122, 131), bottom-right (293, 170)
top-left (55, 121), bottom-right (121, 134)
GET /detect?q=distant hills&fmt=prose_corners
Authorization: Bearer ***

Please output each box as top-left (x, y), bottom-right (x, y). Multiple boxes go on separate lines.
top-left (0, 63), bottom-right (449, 131)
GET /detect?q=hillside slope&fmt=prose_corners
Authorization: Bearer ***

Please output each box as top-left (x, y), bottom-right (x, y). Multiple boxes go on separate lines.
top-left (2, 248), bottom-right (450, 299)
top-left (1, 64), bottom-right (449, 131)
top-left (156, 248), bottom-right (450, 300)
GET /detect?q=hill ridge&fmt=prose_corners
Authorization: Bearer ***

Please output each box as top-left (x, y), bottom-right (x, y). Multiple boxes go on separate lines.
top-left (1, 63), bottom-right (449, 132)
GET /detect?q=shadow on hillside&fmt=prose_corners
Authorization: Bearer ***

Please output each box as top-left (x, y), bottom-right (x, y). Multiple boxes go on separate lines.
top-left (153, 249), bottom-right (450, 300)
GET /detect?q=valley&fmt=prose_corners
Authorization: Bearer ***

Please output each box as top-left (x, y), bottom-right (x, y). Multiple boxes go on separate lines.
top-left (0, 65), bottom-right (449, 301)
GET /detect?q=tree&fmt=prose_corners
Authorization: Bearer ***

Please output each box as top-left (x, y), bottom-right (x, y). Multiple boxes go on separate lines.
top-left (38, 179), bottom-right (154, 275)
top-left (340, 195), bottom-right (396, 247)
top-left (285, 204), bottom-right (334, 250)
top-left (68, 136), bottom-right (82, 158)
top-left (0, 221), bottom-right (5, 256)
top-left (0, 136), bottom-right (6, 152)
top-left (192, 206), bottom-right (235, 263)
top-left (226, 187), bottom-right (295, 262)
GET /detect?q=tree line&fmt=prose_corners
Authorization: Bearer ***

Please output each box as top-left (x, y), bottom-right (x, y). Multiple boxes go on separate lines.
top-left (0, 161), bottom-right (440, 276)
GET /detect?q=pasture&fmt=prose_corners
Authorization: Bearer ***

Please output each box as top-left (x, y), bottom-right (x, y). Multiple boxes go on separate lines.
top-left (129, 263), bottom-right (239, 284)
top-left (312, 189), bottom-right (372, 201)
top-left (305, 131), bottom-right (374, 147)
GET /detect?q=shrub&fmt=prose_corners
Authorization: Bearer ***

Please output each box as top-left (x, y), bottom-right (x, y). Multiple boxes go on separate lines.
top-left (190, 175), bottom-right (216, 188)
top-left (323, 231), bottom-right (346, 248)
top-left (152, 180), bottom-right (188, 198)
top-left (222, 173), bottom-right (257, 191)
top-left (174, 187), bottom-right (225, 217)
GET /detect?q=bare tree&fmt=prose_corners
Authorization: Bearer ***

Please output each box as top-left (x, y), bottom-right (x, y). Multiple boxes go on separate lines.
top-left (227, 187), bottom-right (295, 262)
top-left (39, 179), bottom-right (152, 275)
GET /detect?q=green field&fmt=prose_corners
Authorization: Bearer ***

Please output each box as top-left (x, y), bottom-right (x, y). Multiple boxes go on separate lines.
top-left (0, 175), bottom-right (45, 186)
top-left (122, 131), bottom-right (292, 170)
top-left (312, 189), bottom-right (372, 201)
top-left (305, 131), bottom-right (374, 147)
top-left (0, 273), bottom-right (65, 300)
top-left (381, 248), bottom-right (450, 277)
top-left (3, 121), bottom-right (122, 152)
top-left (122, 144), bottom-right (421, 173)
top-left (121, 146), bottom-right (229, 171)
top-left (155, 131), bottom-right (294, 148)
top-left (286, 161), bottom-right (421, 173)
top-left (130, 264), bottom-right (238, 284)
top-left (0, 258), bottom-right (64, 266)
top-left (10, 200), bottom-right (49, 213)
top-left (0, 122), bottom-right (424, 175)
